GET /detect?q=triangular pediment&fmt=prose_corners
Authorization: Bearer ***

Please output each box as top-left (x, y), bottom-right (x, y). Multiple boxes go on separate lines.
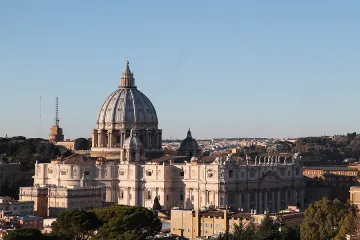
top-left (259, 171), bottom-right (282, 181)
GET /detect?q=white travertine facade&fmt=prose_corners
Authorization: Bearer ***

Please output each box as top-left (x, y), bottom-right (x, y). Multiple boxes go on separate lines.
top-left (30, 153), bottom-right (304, 213)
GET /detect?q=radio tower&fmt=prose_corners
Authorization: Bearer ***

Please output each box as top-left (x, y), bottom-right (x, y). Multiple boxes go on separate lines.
top-left (49, 97), bottom-right (64, 143)
top-left (39, 96), bottom-right (42, 137)
top-left (55, 97), bottom-right (59, 127)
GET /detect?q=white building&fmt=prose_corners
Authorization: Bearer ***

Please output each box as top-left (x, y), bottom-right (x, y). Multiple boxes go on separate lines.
top-left (29, 153), bottom-right (304, 213)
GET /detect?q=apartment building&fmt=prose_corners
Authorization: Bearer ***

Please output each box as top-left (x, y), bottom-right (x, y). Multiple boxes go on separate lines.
top-left (0, 196), bottom-right (34, 217)
top-left (171, 208), bottom-right (303, 239)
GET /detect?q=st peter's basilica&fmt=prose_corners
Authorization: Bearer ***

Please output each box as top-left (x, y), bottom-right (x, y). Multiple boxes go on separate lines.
top-left (21, 61), bottom-right (304, 216)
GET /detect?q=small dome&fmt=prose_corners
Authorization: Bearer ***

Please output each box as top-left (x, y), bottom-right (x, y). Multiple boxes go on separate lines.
top-left (179, 129), bottom-right (200, 150)
top-left (178, 128), bottom-right (202, 157)
top-left (123, 129), bottom-right (143, 150)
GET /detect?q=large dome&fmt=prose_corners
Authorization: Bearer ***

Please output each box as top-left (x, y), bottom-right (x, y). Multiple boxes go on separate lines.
top-left (96, 61), bottom-right (158, 130)
top-left (91, 61), bottom-right (162, 160)
top-left (96, 88), bottom-right (158, 129)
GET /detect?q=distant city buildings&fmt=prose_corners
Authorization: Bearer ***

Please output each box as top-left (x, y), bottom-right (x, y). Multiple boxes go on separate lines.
top-left (350, 186), bottom-right (360, 209)
top-left (0, 160), bottom-right (20, 189)
top-left (304, 166), bottom-right (359, 203)
top-left (0, 196), bottom-right (34, 217)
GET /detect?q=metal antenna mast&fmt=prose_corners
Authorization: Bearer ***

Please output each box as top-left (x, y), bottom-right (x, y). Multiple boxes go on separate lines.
top-left (55, 97), bottom-right (59, 127)
top-left (39, 96), bottom-right (42, 137)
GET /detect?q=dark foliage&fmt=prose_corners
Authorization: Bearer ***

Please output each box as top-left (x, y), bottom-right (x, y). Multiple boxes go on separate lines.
top-left (216, 216), bottom-right (300, 240)
top-left (4, 228), bottom-right (45, 240)
top-left (51, 210), bottom-right (100, 240)
top-left (75, 138), bottom-right (91, 150)
top-left (51, 205), bottom-right (162, 240)
top-left (300, 198), bottom-right (359, 240)
top-left (153, 196), bottom-right (162, 211)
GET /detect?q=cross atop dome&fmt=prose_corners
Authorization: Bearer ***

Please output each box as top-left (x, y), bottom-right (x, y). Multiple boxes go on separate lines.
top-left (120, 60), bottom-right (136, 88)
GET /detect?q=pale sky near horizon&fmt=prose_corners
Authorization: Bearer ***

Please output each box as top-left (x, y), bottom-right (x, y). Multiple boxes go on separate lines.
top-left (1, 1), bottom-right (360, 140)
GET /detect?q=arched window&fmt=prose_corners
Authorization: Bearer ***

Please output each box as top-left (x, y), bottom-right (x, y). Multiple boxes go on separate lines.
top-left (131, 151), bottom-right (136, 161)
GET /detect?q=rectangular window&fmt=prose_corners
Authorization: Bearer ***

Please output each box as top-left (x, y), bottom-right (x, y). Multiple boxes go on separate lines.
top-left (229, 170), bottom-right (233, 178)
top-left (180, 171), bottom-right (184, 177)
top-left (180, 193), bottom-right (184, 201)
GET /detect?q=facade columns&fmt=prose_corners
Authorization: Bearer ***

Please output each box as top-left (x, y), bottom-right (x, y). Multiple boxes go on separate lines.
top-left (148, 132), bottom-right (152, 149)
top-left (258, 191), bottom-right (263, 214)
top-left (277, 189), bottom-right (281, 212)
top-left (92, 129), bottom-right (98, 147)
top-left (107, 131), bottom-right (113, 147)
top-left (293, 188), bottom-right (297, 206)
top-left (97, 130), bottom-right (103, 147)
top-left (122, 131), bottom-right (126, 148)
top-left (271, 190), bottom-right (275, 213)
top-left (159, 131), bottom-right (162, 149)
top-left (246, 191), bottom-right (250, 212)
top-left (155, 132), bottom-right (159, 149)
top-left (300, 189), bottom-right (304, 210)
top-left (238, 193), bottom-right (242, 210)
top-left (264, 191), bottom-right (268, 211)
top-left (255, 190), bottom-right (258, 214)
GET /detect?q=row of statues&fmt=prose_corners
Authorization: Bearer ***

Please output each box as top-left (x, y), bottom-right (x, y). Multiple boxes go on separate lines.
top-left (212, 153), bottom-right (301, 166)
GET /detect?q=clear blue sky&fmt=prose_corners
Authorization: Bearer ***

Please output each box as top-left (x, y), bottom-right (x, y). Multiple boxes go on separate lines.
top-left (1, 1), bottom-right (360, 140)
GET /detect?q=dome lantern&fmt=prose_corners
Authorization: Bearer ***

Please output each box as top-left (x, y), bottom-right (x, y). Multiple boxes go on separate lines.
top-left (187, 128), bottom-right (192, 138)
top-left (120, 60), bottom-right (136, 88)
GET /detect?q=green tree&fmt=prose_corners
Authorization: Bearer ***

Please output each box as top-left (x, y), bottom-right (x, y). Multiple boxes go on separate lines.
top-left (92, 205), bottom-right (162, 240)
top-left (153, 196), bottom-right (162, 211)
top-left (256, 213), bottom-right (282, 240)
top-left (51, 209), bottom-right (100, 240)
top-left (4, 228), bottom-right (44, 240)
top-left (75, 138), bottom-right (91, 150)
top-left (233, 220), bottom-right (257, 240)
top-left (300, 198), bottom-right (359, 240)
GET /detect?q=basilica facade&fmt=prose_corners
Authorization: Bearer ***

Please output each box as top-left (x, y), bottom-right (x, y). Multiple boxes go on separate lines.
top-left (28, 61), bottom-right (304, 215)
top-left (30, 153), bottom-right (304, 213)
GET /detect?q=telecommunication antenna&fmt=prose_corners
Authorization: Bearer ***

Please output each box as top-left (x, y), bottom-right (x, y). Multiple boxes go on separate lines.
top-left (55, 97), bottom-right (59, 127)
top-left (39, 96), bottom-right (42, 137)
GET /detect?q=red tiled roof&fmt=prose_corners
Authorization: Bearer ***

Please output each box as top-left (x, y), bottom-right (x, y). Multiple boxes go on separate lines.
top-left (62, 154), bottom-right (95, 165)
top-left (231, 212), bottom-right (252, 219)
top-left (200, 211), bottom-right (225, 218)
